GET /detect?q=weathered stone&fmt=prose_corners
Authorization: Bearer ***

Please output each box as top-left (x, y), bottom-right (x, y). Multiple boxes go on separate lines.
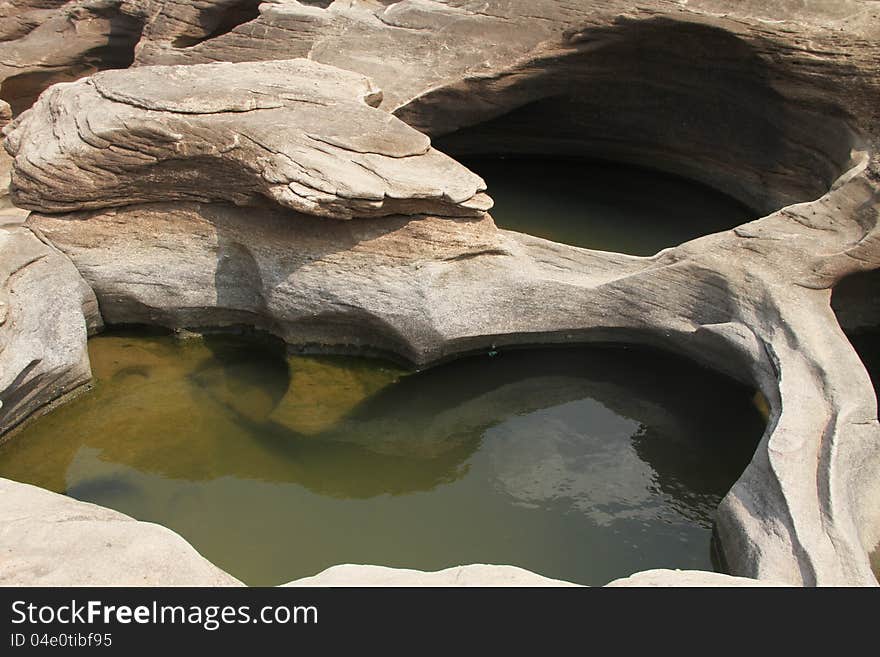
top-left (3, 0), bottom-right (880, 589)
top-left (122, 0), bottom-right (880, 214)
top-left (3, 59), bottom-right (490, 219)
top-left (0, 0), bottom-right (143, 115)
top-left (0, 220), bottom-right (102, 437)
top-left (27, 144), bottom-right (880, 585)
top-left (0, 478), bottom-right (241, 585)
top-left (285, 563), bottom-right (579, 587)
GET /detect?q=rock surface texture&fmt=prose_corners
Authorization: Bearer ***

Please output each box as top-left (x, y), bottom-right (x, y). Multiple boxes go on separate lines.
top-left (0, 0), bottom-right (143, 115)
top-left (3, 59), bottom-right (489, 219)
top-left (1, 0), bottom-right (879, 587)
top-left (0, 478), bottom-right (241, 585)
top-left (0, 215), bottom-right (102, 438)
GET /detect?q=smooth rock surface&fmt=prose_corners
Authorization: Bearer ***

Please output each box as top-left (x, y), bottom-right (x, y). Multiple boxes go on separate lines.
top-left (0, 220), bottom-right (102, 437)
top-left (606, 569), bottom-right (787, 587)
top-left (2, 0), bottom-right (879, 589)
top-left (285, 564), bottom-right (580, 587)
top-left (0, 478), bottom-right (241, 586)
top-left (26, 149), bottom-right (880, 586)
top-left (3, 59), bottom-right (490, 219)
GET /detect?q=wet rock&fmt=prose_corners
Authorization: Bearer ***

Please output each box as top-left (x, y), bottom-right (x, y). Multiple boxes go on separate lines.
top-left (3, 59), bottom-right (489, 219)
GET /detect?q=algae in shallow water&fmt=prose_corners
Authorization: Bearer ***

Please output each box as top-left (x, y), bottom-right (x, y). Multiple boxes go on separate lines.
top-left (0, 330), bottom-right (765, 586)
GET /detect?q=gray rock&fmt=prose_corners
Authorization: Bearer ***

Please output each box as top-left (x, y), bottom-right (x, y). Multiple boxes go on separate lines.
top-left (0, 221), bottom-right (102, 437)
top-left (27, 143), bottom-right (880, 586)
top-left (3, 59), bottom-right (490, 219)
top-left (0, 478), bottom-right (241, 585)
top-left (3, 0), bottom-right (880, 589)
top-left (122, 1), bottom-right (880, 214)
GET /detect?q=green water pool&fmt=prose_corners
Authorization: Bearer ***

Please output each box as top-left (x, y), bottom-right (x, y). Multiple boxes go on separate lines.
top-left (0, 330), bottom-right (765, 585)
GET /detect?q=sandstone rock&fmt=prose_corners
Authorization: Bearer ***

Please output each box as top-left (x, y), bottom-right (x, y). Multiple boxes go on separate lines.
top-left (284, 563), bottom-right (579, 587)
top-left (0, 478), bottom-right (241, 585)
top-left (0, 0), bottom-right (143, 115)
top-left (3, 0), bottom-right (880, 589)
top-left (27, 149), bottom-right (880, 586)
top-left (606, 569), bottom-right (788, 587)
top-left (0, 220), bottom-right (102, 437)
top-left (122, 1), bottom-right (880, 214)
top-left (3, 59), bottom-right (490, 219)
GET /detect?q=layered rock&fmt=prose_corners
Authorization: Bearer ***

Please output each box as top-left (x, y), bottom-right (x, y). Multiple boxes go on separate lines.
top-left (0, 0), bottom-right (143, 115)
top-left (2, 2), bottom-right (880, 588)
top-left (0, 217), bottom-right (102, 437)
top-left (120, 0), bottom-right (880, 214)
top-left (26, 147), bottom-right (880, 585)
top-left (0, 478), bottom-right (241, 585)
top-left (3, 59), bottom-right (489, 219)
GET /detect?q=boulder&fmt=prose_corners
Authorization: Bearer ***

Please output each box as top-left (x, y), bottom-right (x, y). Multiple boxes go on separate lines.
top-left (0, 220), bottom-right (102, 437)
top-left (0, 478), bottom-right (241, 585)
top-left (3, 59), bottom-right (490, 219)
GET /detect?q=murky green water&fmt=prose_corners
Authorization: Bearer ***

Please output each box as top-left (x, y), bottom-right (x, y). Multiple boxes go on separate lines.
top-left (467, 157), bottom-right (755, 255)
top-left (0, 330), bottom-right (765, 585)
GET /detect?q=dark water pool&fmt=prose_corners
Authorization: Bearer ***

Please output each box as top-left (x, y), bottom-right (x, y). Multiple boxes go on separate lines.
top-left (0, 330), bottom-right (765, 585)
top-left (466, 157), bottom-right (756, 255)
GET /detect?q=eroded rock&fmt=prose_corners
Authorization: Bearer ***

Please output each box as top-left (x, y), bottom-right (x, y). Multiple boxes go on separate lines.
top-left (0, 220), bottom-right (102, 437)
top-left (0, 478), bottom-right (241, 585)
top-left (0, 0), bottom-right (143, 115)
top-left (3, 59), bottom-right (490, 219)
top-left (25, 151), bottom-right (880, 586)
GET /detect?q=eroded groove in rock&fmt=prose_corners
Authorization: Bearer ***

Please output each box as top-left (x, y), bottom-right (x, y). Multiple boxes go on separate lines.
top-left (25, 147), bottom-right (880, 585)
top-left (2, 59), bottom-right (490, 219)
top-left (0, 0), bottom-right (144, 115)
top-left (0, 220), bottom-right (103, 438)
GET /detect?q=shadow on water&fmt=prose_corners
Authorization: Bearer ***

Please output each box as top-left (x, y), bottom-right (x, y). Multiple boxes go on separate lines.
top-left (0, 329), bottom-right (765, 585)
top-left (463, 157), bottom-right (755, 256)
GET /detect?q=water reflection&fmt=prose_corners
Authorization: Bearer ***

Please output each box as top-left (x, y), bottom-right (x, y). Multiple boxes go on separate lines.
top-left (466, 157), bottom-right (755, 255)
top-left (0, 330), bottom-right (764, 585)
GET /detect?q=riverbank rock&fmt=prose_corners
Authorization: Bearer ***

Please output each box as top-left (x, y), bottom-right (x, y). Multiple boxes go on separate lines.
top-left (26, 150), bottom-right (880, 586)
top-left (0, 478), bottom-right (241, 585)
top-left (0, 220), bottom-right (102, 437)
top-left (606, 569), bottom-right (788, 587)
top-left (121, 0), bottom-right (880, 214)
top-left (0, 0), bottom-right (143, 115)
top-left (3, 59), bottom-right (489, 219)
top-left (285, 564), bottom-right (579, 587)
top-left (3, 1), bottom-right (880, 589)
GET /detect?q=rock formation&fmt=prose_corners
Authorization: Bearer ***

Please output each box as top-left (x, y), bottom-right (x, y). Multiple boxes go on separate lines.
top-left (0, 478), bottom-right (240, 585)
top-left (3, 59), bottom-right (489, 218)
top-left (0, 0), bottom-right (143, 115)
top-left (0, 216), bottom-right (101, 437)
top-left (0, 0), bottom-right (879, 587)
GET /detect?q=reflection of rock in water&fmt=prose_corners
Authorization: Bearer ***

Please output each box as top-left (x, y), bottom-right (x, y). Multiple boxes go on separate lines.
top-left (485, 399), bottom-right (656, 525)
top-left (191, 333), bottom-right (291, 423)
top-left (1, 333), bottom-right (764, 513)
